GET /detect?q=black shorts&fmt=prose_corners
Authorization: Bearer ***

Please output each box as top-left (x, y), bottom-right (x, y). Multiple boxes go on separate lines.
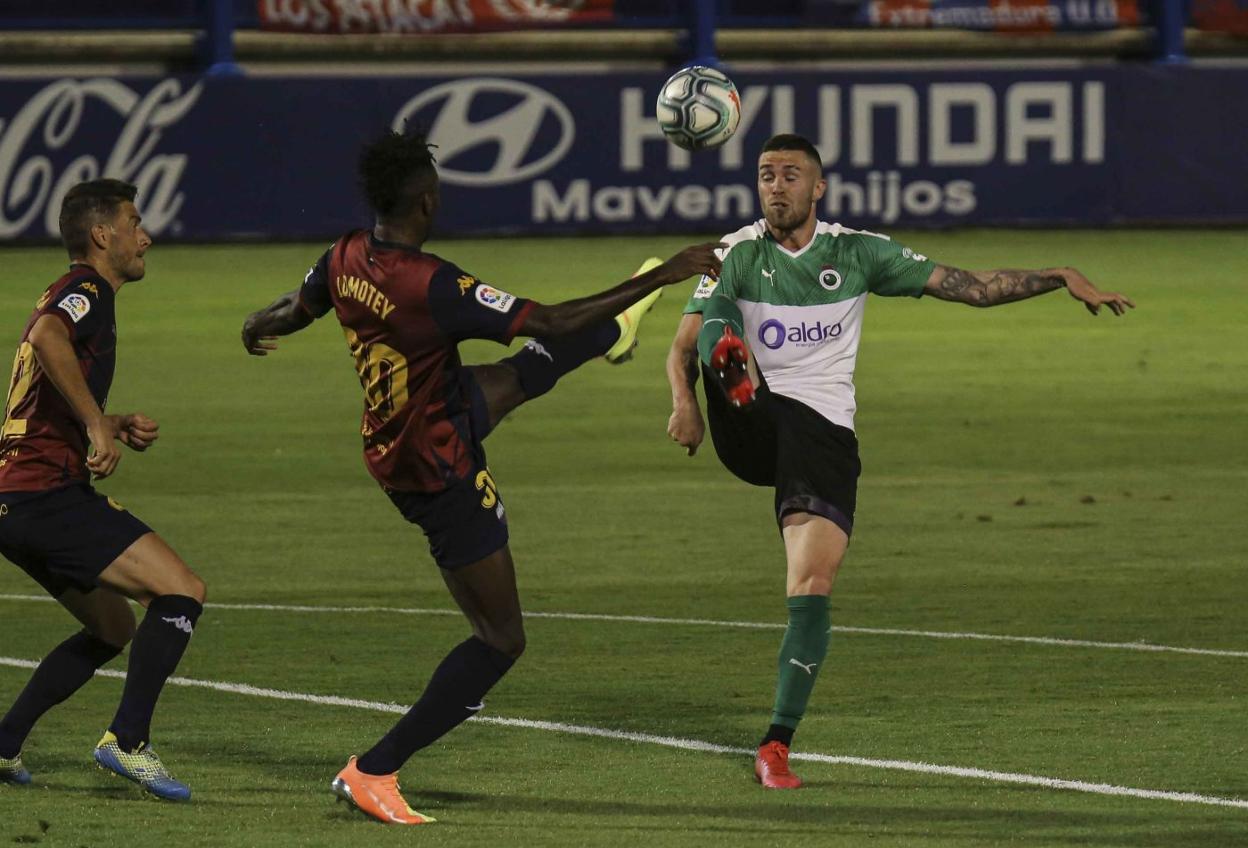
top-left (702, 364), bottom-right (861, 536)
top-left (387, 458), bottom-right (509, 571)
top-left (0, 483), bottom-right (153, 596)
top-left (385, 368), bottom-right (509, 570)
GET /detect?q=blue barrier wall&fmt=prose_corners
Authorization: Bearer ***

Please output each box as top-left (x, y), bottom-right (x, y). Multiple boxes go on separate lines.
top-left (1, 66), bottom-right (1245, 241)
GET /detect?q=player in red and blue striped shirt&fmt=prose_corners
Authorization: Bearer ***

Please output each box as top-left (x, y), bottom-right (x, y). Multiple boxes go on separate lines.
top-left (242, 129), bottom-right (720, 824)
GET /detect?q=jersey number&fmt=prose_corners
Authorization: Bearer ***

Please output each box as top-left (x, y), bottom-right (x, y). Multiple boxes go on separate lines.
top-left (2, 342), bottom-right (35, 441)
top-left (344, 329), bottom-right (409, 425)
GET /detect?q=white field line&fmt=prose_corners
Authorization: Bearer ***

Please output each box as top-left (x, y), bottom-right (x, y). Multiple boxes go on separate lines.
top-left (0, 655), bottom-right (1244, 811)
top-left (2, 592), bottom-right (1246, 659)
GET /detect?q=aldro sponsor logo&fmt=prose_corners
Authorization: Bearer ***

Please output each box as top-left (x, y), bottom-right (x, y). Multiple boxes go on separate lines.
top-left (758, 317), bottom-right (843, 351)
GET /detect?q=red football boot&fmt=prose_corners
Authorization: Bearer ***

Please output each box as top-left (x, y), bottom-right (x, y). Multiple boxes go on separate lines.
top-left (754, 741), bottom-right (802, 789)
top-left (710, 325), bottom-right (755, 407)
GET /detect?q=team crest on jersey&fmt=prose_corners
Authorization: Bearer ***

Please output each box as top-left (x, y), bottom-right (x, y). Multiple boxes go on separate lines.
top-left (79, 282), bottom-right (99, 295)
top-left (692, 275), bottom-right (719, 299)
top-left (57, 293), bottom-right (91, 323)
top-left (475, 285), bottom-right (516, 313)
top-left (457, 275), bottom-right (476, 296)
top-left (818, 266), bottom-right (843, 292)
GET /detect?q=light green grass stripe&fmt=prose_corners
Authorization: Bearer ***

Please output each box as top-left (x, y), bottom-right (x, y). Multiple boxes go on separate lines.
top-left (3, 594), bottom-right (1246, 659)
top-left (1, 655), bottom-right (1245, 811)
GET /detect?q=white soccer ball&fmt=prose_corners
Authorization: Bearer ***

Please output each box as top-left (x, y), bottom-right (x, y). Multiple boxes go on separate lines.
top-left (656, 65), bottom-right (742, 152)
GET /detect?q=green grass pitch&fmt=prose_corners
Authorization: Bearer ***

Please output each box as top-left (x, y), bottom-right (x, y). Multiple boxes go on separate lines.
top-left (0, 230), bottom-right (1245, 846)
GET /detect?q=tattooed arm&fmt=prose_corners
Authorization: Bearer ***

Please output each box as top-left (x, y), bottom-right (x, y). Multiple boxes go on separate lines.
top-left (923, 266), bottom-right (1135, 316)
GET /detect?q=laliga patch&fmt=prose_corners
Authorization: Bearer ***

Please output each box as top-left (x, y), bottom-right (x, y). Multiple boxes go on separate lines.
top-left (57, 293), bottom-right (91, 323)
top-left (475, 285), bottom-right (516, 313)
top-left (692, 275), bottom-right (719, 299)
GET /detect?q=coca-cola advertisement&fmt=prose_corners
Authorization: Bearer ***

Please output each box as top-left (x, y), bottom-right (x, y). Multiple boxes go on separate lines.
top-left (256, 0), bottom-right (615, 33)
top-left (0, 79), bottom-right (202, 241)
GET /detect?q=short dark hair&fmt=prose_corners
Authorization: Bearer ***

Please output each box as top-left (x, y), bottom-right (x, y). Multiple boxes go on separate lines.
top-left (761, 134), bottom-right (823, 171)
top-left (359, 129), bottom-right (438, 218)
top-left (58, 179), bottom-right (137, 259)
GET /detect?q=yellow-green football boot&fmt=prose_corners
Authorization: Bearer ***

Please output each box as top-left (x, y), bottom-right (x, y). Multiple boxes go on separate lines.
top-left (94, 731), bottom-right (190, 801)
top-left (605, 257), bottom-right (665, 364)
top-left (0, 752), bottom-right (32, 786)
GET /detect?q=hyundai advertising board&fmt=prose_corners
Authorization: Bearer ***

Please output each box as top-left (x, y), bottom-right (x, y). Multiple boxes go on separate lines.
top-left (0, 67), bottom-right (1245, 241)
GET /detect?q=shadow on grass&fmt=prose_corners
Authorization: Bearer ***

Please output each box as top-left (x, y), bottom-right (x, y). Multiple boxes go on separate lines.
top-left (392, 786), bottom-right (1248, 847)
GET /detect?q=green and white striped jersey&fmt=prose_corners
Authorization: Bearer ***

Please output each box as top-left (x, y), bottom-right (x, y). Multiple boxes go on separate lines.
top-left (684, 219), bottom-right (936, 432)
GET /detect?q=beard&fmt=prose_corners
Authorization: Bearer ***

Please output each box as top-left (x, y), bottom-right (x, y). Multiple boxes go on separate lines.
top-left (764, 202), bottom-right (810, 233)
top-left (123, 256), bottom-right (147, 282)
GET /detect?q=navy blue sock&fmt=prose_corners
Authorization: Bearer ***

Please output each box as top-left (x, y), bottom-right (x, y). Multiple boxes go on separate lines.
top-left (0, 630), bottom-right (121, 757)
top-left (502, 320), bottom-right (620, 401)
top-left (356, 637), bottom-right (515, 776)
top-left (108, 595), bottom-right (202, 752)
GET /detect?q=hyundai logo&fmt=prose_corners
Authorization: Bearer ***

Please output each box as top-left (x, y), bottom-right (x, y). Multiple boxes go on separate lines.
top-left (393, 79), bottom-right (575, 187)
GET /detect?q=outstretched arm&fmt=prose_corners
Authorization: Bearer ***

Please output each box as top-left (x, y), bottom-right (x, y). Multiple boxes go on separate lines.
top-left (924, 266), bottom-right (1135, 315)
top-left (241, 289), bottom-right (315, 356)
top-left (666, 312), bottom-right (705, 456)
top-left (520, 243), bottom-right (723, 338)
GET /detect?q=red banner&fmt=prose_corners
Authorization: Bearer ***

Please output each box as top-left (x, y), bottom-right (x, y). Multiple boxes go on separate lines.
top-left (861, 0), bottom-right (1140, 31)
top-left (1191, 0), bottom-right (1248, 33)
top-left (257, 0), bottom-right (614, 34)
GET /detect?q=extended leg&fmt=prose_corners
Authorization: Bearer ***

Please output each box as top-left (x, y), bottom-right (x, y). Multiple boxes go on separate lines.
top-left (467, 258), bottom-right (665, 435)
top-left (471, 320), bottom-right (622, 432)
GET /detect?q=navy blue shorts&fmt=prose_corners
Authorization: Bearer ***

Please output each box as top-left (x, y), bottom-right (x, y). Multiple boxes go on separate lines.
top-left (387, 460), bottom-right (509, 571)
top-left (0, 484), bottom-right (153, 596)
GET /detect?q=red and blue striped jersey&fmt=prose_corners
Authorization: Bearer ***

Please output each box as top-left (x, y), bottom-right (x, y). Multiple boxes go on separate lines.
top-left (0, 265), bottom-right (117, 492)
top-left (299, 230), bottom-right (535, 493)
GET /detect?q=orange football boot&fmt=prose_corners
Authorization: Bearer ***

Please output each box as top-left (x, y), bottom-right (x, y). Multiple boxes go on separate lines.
top-left (754, 741), bottom-right (802, 789)
top-left (331, 757), bottom-right (435, 825)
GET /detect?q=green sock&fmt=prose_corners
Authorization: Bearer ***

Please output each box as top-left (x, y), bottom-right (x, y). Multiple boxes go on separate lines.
top-left (770, 595), bottom-right (831, 731)
top-left (696, 296), bottom-right (745, 366)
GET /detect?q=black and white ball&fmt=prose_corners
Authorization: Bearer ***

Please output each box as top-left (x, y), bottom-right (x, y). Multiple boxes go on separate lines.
top-left (656, 66), bottom-right (742, 152)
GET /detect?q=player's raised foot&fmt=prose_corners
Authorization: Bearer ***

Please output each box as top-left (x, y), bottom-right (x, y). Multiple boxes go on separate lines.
top-left (331, 756), bottom-right (435, 825)
top-left (0, 752), bottom-right (32, 786)
top-left (711, 325), bottom-right (756, 407)
top-left (605, 257), bottom-right (665, 364)
top-left (755, 741), bottom-right (802, 789)
top-left (93, 731), bottom-right (191, 801)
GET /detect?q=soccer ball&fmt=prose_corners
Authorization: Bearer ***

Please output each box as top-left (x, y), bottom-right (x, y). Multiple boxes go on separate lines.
top-left (656, 65), bottom-right (742, 152)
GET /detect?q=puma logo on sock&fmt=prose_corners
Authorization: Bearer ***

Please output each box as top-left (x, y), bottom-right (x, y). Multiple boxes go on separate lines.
top-left (788, 658), bottom-right (816, 675)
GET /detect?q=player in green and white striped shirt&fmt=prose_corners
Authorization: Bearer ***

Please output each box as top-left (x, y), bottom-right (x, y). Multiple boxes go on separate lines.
top-left (665, 134), bottom-right (1134, 789)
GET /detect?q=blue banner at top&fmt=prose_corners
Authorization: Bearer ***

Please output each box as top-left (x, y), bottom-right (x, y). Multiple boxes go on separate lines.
top-left (0, 66), bottom-right (1245, 242)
